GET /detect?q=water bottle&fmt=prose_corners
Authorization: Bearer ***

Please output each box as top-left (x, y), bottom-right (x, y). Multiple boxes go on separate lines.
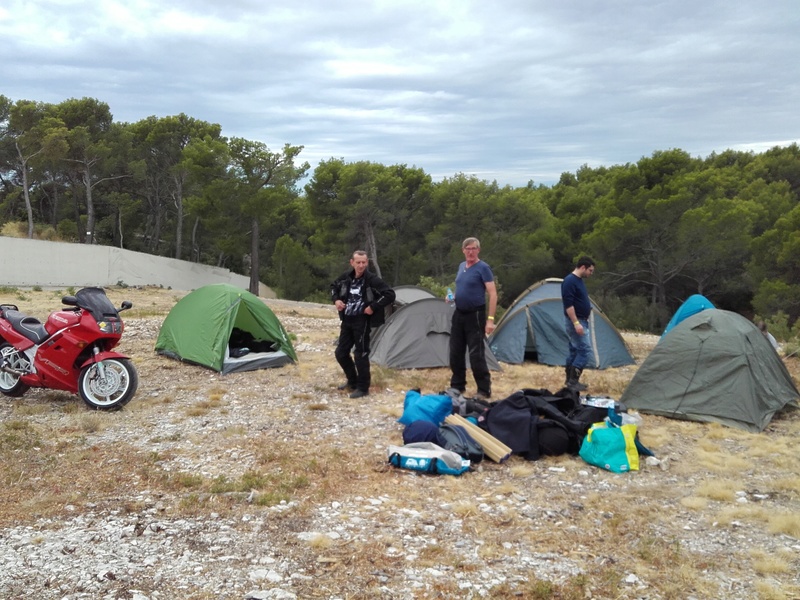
top-left (445, 287), bottom-right (455, 305)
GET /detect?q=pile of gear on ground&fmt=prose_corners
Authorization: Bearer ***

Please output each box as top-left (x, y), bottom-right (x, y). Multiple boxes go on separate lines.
top-left (388, 386), bottom-right (653, 476)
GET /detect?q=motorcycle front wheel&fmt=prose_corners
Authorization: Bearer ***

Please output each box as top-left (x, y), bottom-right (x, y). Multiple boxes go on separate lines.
top-left (78, 358), bottom-right (138, 410)
top-left (0, 342), bottom-right (31, 397)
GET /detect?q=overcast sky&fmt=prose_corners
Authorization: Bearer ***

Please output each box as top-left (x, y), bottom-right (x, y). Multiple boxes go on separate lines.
top-left (2, 0), bottom-right (799, 187)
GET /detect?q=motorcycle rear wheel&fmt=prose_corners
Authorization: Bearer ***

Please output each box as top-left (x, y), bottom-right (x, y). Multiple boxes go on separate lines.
top-left (78, 358), bottom-right (138, 410)
top-left (0, 342), bottom-right (31, 397)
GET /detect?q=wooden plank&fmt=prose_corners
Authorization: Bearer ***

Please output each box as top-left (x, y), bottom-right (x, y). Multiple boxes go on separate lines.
top-left (445, 414), bottom-right (512, 463)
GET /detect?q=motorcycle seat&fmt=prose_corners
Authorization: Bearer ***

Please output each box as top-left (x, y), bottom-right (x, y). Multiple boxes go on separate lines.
top-left (3, 310), bottom-right (50, 345)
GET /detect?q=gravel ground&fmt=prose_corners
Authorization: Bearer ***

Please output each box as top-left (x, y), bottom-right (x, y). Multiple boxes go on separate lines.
top-left (1, 292), bottom-right (799, 600)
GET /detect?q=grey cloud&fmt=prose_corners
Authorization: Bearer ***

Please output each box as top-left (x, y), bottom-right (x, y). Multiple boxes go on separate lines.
top-left (1, 0), bottom-right (798, 186)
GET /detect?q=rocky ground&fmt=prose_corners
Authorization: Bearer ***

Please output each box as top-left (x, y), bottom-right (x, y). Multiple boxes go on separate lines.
top-left (0, 288), bottom-right (798, 600)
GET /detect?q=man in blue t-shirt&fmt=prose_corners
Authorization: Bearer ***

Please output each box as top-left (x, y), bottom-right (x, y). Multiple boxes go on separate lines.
top-left (561, 256), bottom-right (595, 391)
top-left (448, 237), bottom-right (497, 400)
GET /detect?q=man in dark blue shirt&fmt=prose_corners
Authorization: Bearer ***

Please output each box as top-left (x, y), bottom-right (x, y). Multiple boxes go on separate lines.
top-left (449, 237), bottom-right (497, 400)
top-left (561, 256), bottom-right (595, 391)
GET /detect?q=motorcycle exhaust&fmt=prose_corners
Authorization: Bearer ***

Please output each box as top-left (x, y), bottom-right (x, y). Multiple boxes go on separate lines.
top-left (0, 363), bottom-right (27, 377)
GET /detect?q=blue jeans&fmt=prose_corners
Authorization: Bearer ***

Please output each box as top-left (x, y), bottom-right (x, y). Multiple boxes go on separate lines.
top-left (565, 316), bottom-right (591, 370)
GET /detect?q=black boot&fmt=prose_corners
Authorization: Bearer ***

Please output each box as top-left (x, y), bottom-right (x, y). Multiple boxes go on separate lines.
top-left (567, 366), bottom-right (588, 392)
top-left (564, 366), bottom-right (571, 387)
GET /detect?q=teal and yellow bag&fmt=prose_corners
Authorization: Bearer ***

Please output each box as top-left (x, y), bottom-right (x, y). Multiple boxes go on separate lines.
top-left (579, 422), bottom-right (639, 473)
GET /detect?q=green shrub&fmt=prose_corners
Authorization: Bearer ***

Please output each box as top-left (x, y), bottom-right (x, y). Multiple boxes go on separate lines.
top-left (56, 219), bottom-right (79, 242)
top-left (762, 311), bottom-right (795, 343)
top-left (417, 276), bottom-right (449, 299)
top-left (596, 294), bottom-right (668, 333)
top-left (303, 290), bottom-right (331, 304)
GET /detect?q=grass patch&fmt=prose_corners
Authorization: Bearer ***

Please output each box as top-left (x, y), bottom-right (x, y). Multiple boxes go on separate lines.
top-left (174, 473), bottom-right (205, 489)
top-left (680, 496), bottom-right (709, 510)
top-left (695, 478), bottom-right (740, 501)
top-left (0, 420), bottom-right (43, 450)
top-left (207, 386), bottom-right (226, 402)
top-left (185, 399), bottom-right (222, 416)
top-left (749, 548), bottom-right (790, 574)
top-left (754, 581), bottom-right (794, 600)
top-left (766, 512), bottom-right (800, 537)
top-left (693, 447), bottom-right (751, 472)
top-left (75, 412), bottom-right (106, 433)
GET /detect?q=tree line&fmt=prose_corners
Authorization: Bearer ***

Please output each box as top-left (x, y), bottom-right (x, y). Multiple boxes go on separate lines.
top-left (2, 95), bottom-right (799, 334)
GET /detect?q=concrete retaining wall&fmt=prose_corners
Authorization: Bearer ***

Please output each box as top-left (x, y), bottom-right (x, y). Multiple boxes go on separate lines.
top-left (0, 237), bottom-right (274, 297)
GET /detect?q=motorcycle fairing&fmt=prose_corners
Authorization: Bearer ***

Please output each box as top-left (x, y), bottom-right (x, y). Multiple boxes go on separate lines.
top-left (75, 288), bottom-right (122, 323)
top-left (79, 350), bottom-right (130, 370)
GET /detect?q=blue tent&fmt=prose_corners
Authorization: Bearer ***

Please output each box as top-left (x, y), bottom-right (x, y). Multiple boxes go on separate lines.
top-left (487, 278), bottom-right (634, 368)
top-left (662, 294), bottom-right (715, 337)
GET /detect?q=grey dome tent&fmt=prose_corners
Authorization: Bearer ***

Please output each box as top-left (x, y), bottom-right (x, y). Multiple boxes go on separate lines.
top-left (393, 284), bottom-right (437, 305)
top-left (620, 309), bottom-right (799, 432)
top-left (155, 284), bottom-right (296, 374)
top-left (370, 297), bottom-right (501, 370)
top-left (487, 278), bottom-right (634, 368)
top-left (382, 285), bottom-right (437, 320)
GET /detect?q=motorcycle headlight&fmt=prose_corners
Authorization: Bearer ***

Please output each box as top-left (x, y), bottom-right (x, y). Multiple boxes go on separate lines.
top-left (97, 320), bottom-right (122, 333)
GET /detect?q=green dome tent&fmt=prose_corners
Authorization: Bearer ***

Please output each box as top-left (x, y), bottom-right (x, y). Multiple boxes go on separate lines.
top-left (620, 309), bottom-right (799, 432)
top-left (155, 284), bottom-right (296, 374)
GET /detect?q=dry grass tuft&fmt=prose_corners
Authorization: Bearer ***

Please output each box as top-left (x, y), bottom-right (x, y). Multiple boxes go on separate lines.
top-left (703, 422), bottom-right (744, 440)
top-left (11, 403), bottom-right (51, 416)
top-left (638, 422), bottom-right (673, 449)
top-left (680, 496), bottom-right (709, 510)
top-left (74, 412), bottom-right (106, 433)
top-left (452, 501), bottom-right (480, 518)
top-left (766, 511), bottom-right (800, 537)
top-left (754, 580), bottom-right (793, 600)
top-left (749, 548), bottom-right (791, 574)
top-left (695, 478), bottom-right (741, 501)
top-left (714, 504), bottom-right (768, 526)
top-left (508, 462), bottom-right (536, 478)
top-left (306, 533), bottom-right (335, 549)
top-left (771, 476), bottom-right (800, 495)
top-left (693, 447), bottom-right (751, 472)
top-left (207, 386), bottom-right (227, 402)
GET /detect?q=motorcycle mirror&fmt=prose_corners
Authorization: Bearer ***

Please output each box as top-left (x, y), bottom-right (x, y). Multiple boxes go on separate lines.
top-left (62, 295), bottom-right (78, 306)
top-left (120, 301), bottom-right (133, 311)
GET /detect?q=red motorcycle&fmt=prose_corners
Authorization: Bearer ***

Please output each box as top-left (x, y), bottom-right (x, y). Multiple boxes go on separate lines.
top-left (0, 287), bottom-right (138, 410)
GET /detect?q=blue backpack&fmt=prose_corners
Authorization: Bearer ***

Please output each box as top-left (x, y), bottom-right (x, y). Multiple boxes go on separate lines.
top-left (397, 390), bottom-right (452, 426)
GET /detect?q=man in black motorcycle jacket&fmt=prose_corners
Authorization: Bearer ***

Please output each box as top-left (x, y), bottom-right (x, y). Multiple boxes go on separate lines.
top-left (330, 250), bottom-right (395, 399)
